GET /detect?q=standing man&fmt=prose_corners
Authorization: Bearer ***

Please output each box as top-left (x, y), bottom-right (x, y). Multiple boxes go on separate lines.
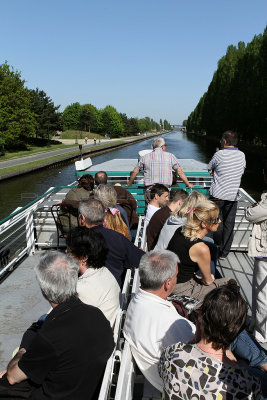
top-left (127, 137), bottom-right (193, 196)
top-left (208, 130), bottom-right (246, 259)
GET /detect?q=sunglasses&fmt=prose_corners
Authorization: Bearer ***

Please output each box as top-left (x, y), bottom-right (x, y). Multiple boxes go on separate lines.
top-left (206, 217), bottom-right (220, 224)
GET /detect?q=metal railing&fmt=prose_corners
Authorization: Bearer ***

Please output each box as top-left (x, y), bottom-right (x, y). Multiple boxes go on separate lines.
top-left (0, 185), bottom-right (74, 279)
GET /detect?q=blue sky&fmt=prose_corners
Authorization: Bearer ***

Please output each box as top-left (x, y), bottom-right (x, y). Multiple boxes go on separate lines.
top-left (1, 0), bottom-right (267, 124)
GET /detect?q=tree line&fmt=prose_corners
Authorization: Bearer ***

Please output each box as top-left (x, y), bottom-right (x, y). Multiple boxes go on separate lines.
top-left (186, 25), bottom-right (267, 145)
top-left (0, 62), bottom-right (172, 150)
top-left (62, 102), bottom-right (172, 138)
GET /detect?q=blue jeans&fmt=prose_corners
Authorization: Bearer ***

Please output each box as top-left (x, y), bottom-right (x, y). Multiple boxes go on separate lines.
top-left (231, 330), bottom-right (267, 398)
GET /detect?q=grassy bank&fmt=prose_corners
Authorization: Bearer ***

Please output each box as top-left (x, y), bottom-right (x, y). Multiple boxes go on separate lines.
top-left (0, 143), bottom-right (77, 161)
top-left (0, 141), bottom-right (124, 177)
top-left (59, 130), bottom-right (105, 139)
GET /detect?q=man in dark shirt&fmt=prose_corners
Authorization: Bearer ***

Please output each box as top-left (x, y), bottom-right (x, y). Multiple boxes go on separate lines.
top-left (146, 189), bottom-right (188, 250)
top-left (78, 199), bottom-right (144, 287)
top-left (4, 251), bottom-right (114, 400)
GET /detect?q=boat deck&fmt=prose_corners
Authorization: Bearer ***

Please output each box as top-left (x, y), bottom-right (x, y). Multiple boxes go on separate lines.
top-left (0, 252), bottom-right (49, 367)
top-left (0, 248), bottom-right (254, 369)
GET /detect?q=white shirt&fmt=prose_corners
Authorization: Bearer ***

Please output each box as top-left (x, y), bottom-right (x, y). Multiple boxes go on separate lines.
top-left (123, 289), bottom-right (195, 391)
top-left (145, 204), bottom-right (160, 223)
top-left (77, 266), bottom-right (120, 328)
top-left (208, 148), bottom-right (246, 201)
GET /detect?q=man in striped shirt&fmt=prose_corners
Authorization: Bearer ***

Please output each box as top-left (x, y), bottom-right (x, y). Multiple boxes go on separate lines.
top-left (208, 131), bottom-right (246, 259)
top-left (127, 137), bottom-right (193, 192)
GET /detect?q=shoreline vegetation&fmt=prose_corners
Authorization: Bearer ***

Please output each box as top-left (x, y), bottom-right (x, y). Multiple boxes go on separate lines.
top-left (0, 61), bottom-right (172, 153)
top-left (0, 131), bottom-right (163, 181)
top-left (185, 25), bottom-right (267, 148)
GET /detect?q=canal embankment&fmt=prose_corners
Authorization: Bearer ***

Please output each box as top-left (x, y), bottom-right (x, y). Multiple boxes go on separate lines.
top-left (0, 133), bottom-right (163, 181)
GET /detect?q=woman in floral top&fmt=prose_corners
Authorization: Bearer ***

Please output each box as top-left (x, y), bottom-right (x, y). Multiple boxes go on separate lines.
top-left (159, 284), bottom-right (262, 400)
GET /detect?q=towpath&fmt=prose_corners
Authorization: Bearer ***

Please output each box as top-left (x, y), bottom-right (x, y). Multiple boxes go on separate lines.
top-left (0, 138), bottom-right (123, 169)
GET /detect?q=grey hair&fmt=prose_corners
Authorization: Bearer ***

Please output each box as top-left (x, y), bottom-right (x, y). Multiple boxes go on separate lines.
top-left (79, 198), bottom-right (105, 225)
top-left (94, 184), bottom-right (117, 208)
top-left (139, 250), bottom-right (179, 290)
top-left (35, 251), bottom-right (79, 304)
top-left (152, 137), bottom-right (165, 149)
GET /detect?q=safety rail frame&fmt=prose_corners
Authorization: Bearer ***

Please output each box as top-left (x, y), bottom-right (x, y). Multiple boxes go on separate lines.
top-left (0, 185), bottom-right (75, 279)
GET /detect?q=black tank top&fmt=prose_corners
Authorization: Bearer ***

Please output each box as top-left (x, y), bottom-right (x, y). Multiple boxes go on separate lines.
top-left (167, 227), bottom-right (203, 283)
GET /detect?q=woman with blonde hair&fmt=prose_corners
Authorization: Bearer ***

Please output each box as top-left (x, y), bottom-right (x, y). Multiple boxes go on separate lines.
top-left (94, 184), bottom-right (130, 239)
top-left (167, 200), bottom-right (229, 305)
top-left (155, 191), bottom-right (207, 250)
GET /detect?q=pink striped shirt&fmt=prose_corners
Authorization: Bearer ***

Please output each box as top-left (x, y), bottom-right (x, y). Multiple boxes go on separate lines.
top-left (138, 148), bottom-right (180, 186)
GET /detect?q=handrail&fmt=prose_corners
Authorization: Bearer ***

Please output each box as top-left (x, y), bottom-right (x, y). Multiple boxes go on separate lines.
top-left (0, 186), bottom-right (75, 226)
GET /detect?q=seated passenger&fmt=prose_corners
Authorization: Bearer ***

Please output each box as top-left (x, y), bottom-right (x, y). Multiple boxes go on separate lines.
top-left (145, 184), bottom-right (169, 223)
top-left (167, 200), bottom-right (229, 306)
top-left (60, 174), bottom-right (94, 230)
top-left (78, 199), bottom-right (144, 287)
top-left (0, 251), bottom-right (114, 400)
top-left (94, 184), bottom-right (130, 239)
top-left (146, 189), bottom-right (188, 250)
top-left (123, 251), bottom-right (267, 394)
top-left (95, 171), bottom-right (139, 229)
top-left (155, 191), bottom-right (207, 251)
top-left (159, 285), bottom-right (262, 400)
top-left (66, 227), bottom-right (120, 328)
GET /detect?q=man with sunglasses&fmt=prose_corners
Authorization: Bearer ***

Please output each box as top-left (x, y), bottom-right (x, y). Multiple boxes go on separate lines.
top-left (208, 131), bottom-right (246, 259)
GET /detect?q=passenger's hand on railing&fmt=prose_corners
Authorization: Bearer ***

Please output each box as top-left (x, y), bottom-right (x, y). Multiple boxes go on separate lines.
top-left (187, 183), bottom-right (194, 189)
top-left (125, 183), bottom-right (132, 187)
top-left (0, 369), bottom-right (7, 378)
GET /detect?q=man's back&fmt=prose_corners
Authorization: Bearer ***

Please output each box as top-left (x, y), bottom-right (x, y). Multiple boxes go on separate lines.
top-left (19, 297), bottom-right (114, 400)
top-left (146, 206), bottom-right (171, 250)
top-left (208, 148), bottom-right (246, 201)
top-left (123, 289), bottom-right (195, 391)
top-left (91, 225), bottom-right (144, 287)
top-left (139, 147), bottom-right (180, 186)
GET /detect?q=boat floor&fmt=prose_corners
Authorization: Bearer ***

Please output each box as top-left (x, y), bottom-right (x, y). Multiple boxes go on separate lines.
top-left (0, 249), bottom-right (254, 369)
top-left (0, 251), bottom-right (50, 368)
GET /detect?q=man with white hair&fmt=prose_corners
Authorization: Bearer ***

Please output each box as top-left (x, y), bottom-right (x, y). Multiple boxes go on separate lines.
top-left (2, 251), bottom-right (114, 400)
top-left (127, 137), bottom-right (193, 193)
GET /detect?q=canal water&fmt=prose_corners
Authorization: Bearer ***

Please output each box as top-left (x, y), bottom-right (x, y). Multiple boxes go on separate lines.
top-left (0, 130), bottom-right (264, 221)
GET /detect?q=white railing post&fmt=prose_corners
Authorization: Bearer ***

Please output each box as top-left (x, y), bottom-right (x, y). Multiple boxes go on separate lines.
top-left (25, 210), bottom-right (35, 255)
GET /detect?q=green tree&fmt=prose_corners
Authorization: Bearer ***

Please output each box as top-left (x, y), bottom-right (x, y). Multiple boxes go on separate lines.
top-left (80, 104), bottom-right (100, 132)
top-left (0, 62), bottom-right (36, 148)
top-left (28, 88), bottom-right (60, 139)
top-left (101, 105), bottom-right (124, 137)
top-left (62, 102), bottom-right (81, 130)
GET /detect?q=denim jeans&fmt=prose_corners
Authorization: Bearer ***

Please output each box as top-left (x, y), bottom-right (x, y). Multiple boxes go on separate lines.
top-left (231, 329), bottom-right (267, 398)
top-left (210, 197), bottom-right (238, 257)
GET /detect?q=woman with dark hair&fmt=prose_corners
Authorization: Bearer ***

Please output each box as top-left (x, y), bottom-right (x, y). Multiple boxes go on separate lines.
top-left (167, 200), bottom-right (229, 305)
top-left (246, 160), bottom-right (267, 345)
top-left (159, 284), bottom-right (262, 399)
top-left (66, 226), bottom-right (120, 328)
